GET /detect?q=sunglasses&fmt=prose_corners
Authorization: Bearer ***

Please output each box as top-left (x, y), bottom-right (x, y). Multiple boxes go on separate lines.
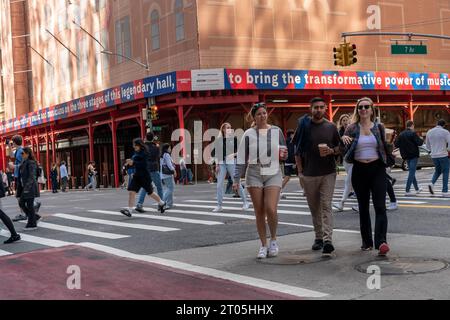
top-left (358, 105), bottom-right (372, 110)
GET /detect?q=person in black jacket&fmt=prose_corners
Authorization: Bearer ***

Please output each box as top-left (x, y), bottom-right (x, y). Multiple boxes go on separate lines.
top-left (16, 147), bottom-right (40, 231)
top-left (50, 163), bottom-right (59, 193)
top-left (281, 130), bottom-right (297, 199)
top-left (0, 179), bottom-right (21, 244)
top-left (120, 138), bottom-right (166, 217)
top-left (135, 132), bottom-right (164, 212)
top-left (395, 120), bottom-right (424, 196)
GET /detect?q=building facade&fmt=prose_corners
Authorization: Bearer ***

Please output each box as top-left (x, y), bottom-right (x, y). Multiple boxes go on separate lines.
top-left (0, 0), bottom-right (449, 186)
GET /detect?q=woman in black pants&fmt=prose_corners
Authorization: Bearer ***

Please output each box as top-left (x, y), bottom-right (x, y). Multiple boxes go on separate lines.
top-left (16, 147), bottom-right (40, 231)
top-left (342, 98), bottom-right (390, 256)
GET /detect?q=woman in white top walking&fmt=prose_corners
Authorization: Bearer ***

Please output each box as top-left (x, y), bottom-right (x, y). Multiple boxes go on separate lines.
top-left (234, 103), bottom-right (288, 259)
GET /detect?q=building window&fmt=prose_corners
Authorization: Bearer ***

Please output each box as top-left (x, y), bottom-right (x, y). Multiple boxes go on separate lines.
top-left (95, 0), bottom-right (106, 12)
top-left (175, 0), bottom-right (185, 41)
top-left (57, 0), bottom-right (68, 32)
top-left (151, 10), bottom-right (160, 50)
top-left (76, 35), bottom-right (89, 78)
top-left (115, 16), bottom-right (132, 64)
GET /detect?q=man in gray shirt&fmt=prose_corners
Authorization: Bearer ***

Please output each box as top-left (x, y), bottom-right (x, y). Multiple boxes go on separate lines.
top-left (426, 120), bottom-right (450, 197)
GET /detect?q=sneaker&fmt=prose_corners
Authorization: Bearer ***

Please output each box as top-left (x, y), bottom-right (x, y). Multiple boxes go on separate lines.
top-left (349, 192), bottom-right (356, 199)
top-left (442, 192), bottom-right (450, 198)
top-left (352, 205), bottom-right (359, 213)
top-left (23, 224), bottom-right (38, 231)
top-left (280, 193), bottom-right (287, 199)
top-left (322, 241), bottom-right (335, 257)
top-left (332, 202), bottom-right (344, 212)
top-left (4, 234), bottom-right (21, 244)
top-left (158, 202), bottom-right (166, 214)
top-left (391, 178), bottom-right (397, 187)
top-left (405, 191), bottom-right (417, 197)
top-left (378, 243), bottom-right (390, 256)
top-left (312, 239), bottom-right (324, 251)
top-left (361, 245), bottom-right (374, 251)
top-left (416, 187), bottom-right (423, 194)
top-left (387, 202), bottom-right (398, 211)
top-left (428, 184), bottom-right (435, 195)
top-left (119, 209), bottom-right (132, 217)
top-left (242, 203), bottom-right (251, 211)
top-left (257, 247), bottom-right (268, 259)
top-left (268, 240), bottom-right (279, 258)
top-left (134, 207), bottom-right (145, 213)
top-left (212, 206), bottom-right (223, 213)
top-left (12, 214), bottom-right (27, 222)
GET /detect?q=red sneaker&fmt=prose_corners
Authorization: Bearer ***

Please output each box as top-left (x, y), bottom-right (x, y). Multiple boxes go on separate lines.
top-left (378, 243), bottom-right (390, 256)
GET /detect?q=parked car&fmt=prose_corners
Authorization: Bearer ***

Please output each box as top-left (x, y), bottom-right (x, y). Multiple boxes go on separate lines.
top-left (393, 146), bottom-right (434, 171)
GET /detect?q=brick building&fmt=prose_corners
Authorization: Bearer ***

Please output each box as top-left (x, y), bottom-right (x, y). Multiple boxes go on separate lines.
top-left (0, 0), bottom-right (449, 186)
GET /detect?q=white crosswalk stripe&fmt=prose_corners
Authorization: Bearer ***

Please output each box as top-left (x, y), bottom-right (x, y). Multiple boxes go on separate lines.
top-left (0, 229), bottom-right (72, 247)
top-left (0, 249), bottom-right (12, 256)
top-left (18, 221), bottom-right (130, 239)
top-left (176, 203), bottom-right (311, 216)
top-left (52, 214), bottom-right (180, 232)
top-left (89, 210), bottom-right (224, 226)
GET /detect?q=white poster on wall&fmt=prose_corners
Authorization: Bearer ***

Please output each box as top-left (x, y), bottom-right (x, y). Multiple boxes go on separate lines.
top-left (191, 69), bottom-right (225, 91)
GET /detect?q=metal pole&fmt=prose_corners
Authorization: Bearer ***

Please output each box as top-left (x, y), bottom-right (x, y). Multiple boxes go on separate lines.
top-left (342, 31), bottom-right (450, 41)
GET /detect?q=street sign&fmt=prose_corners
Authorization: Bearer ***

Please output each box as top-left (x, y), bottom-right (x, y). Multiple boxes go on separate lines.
top-left (391, 44), bottom-right (427, 55)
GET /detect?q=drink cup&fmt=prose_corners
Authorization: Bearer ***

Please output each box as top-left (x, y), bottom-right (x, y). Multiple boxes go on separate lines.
top-left (318, 143), bottom-right (328, 157)
top-left (279, 146), bottom-right (288, 160)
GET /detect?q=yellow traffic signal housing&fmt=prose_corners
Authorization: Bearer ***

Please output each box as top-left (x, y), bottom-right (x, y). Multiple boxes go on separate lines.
top-left (150, 106), bottom-right (159, 120)
top-left (333, 45), bottom-right (346, 66)
top-left (333, 43), bottom-right (358, 67)
top-left (346, 43), bottom-right (357, 66)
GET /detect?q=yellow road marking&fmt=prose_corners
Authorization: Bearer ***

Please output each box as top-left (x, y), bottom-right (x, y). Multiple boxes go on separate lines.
top-left (399, 204), bottom-right (450, 209)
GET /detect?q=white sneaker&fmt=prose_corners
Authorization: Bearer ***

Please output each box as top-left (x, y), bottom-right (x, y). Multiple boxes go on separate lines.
top-left (405, 191), bottom-right (417, 197)
top-left (257, 247), bottom-right (268, 259)
top-left (212, 206), bottom-right (223, 213)
top-left (428, 184), bottom-right (435, 195)
top-left (242, 203), bottom-right (251, 211)
top-left (416, 187), bottom-right (423, 194)
top-left (280, 193), bottom-right (287, 199)
top-left (388, 202), bottom-right (398, 211)
top-left (268, 240), bottom-right (279, 257)
top-left (442, 192), bottom-right (450, 198)
top-left (332, 202), bottom-right (344, 212)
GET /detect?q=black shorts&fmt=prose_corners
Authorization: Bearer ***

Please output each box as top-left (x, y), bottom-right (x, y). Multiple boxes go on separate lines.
top-left (283, 164), bottom-right (296, 177)
top-left (128, 174), bottom-right (154, 195)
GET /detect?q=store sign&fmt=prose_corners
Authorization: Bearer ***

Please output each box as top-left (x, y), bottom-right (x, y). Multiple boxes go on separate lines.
top-left (224, 69), bottom-right (450, 91)
top-left (0, 72), bottom-right (177, 134)
top-left (191, 69), bottom-right (225, 91)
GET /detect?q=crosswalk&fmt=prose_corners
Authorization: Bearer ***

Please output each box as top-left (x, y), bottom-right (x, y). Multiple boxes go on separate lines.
top-left (0, 184), bottom-right (448, 258)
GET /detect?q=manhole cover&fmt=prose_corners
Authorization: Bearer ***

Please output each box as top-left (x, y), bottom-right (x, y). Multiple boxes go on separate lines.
top-left (355, 258), bottom-right (449, 275)
top-left (258, 250), bottom-right (331, 265)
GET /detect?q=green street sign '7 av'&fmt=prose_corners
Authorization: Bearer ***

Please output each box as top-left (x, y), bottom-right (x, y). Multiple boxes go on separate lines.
top-left (391, 44), bottom-right (428, 55)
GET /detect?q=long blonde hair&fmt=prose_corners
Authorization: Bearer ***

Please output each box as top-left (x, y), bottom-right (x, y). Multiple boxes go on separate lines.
top-left (352, 97), bottom-right (377, 123)
top-left (337, 114), bottom-right (351, 130)
top-left (218, 122), bottom-right (231, 138)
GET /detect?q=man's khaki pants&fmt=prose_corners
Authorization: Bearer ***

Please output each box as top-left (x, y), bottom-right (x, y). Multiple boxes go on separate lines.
top-left (300, 173), bottom-right (336, 243)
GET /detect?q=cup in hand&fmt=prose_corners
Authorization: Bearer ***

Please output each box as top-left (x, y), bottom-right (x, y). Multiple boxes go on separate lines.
top-left (279, 146), bottom-right (288, 160)
top-left (318, 143), bottom-right (329, 157)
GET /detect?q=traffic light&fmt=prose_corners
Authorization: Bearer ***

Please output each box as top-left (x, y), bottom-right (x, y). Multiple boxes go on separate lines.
top-left (346, 43), bottom-right (357, 66)
top-left (333, 44), bottom-right (346, 67)
top-left (150, 105), bottom-right (159, 120)
top-left (333, 43), bottom-right (358, 67)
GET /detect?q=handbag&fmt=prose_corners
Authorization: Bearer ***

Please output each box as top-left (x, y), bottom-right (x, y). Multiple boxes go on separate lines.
top-left (378, 124), bottom-right (396, 168)
top-left (161, 156), bottom-right (174, 175)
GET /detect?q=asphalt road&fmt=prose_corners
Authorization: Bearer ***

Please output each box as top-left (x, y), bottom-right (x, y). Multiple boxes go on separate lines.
top-left (1, 167), bottom-right (449, 300)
